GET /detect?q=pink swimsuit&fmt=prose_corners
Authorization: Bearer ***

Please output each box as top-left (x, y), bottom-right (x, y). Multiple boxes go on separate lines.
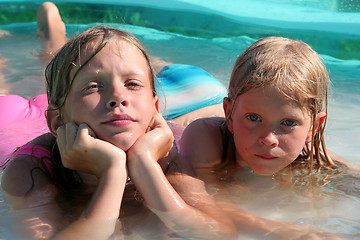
top-left (1, 144), bottom-right (53, 176)
top-left (0, 94), bottom-right (50, 166)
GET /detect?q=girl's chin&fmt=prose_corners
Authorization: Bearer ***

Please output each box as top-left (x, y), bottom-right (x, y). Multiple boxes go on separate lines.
top-left (107, 138), bottom-right (136, 152)
top-left (100, 130), bottom-right (146, 152)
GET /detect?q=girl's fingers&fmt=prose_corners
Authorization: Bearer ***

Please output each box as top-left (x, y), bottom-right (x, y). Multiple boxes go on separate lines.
top-left (149, 113), bottom-right (167, 130)
top-left (146, 116), bottom-right (156, 132)
top-left (78, 123), bottom-right (97, 138)
top-left (56, 122), bottom-right (78, 154)
top-left (64, 122), bottom-right (78, 147)
top-left (56, 124), bottom-right (66, 154)
top-left (76, 123), bottom-right (91, 143)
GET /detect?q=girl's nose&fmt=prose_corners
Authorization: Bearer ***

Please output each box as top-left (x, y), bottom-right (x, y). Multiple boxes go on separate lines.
top-left (107, 86), bottom-right (128, 109)
top-left (107, 95), bottom-right (128, 108)
top-left (258, 130), bottom-right (279, 147)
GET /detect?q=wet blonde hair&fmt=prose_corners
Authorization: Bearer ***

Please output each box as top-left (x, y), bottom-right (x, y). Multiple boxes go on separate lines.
top-left (46, 25), bottom-right (156, 109)
top-left (227, 36), bottom-right (335, 173)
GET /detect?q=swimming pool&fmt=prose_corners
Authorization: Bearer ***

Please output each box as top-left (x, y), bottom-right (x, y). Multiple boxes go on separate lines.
top-left (0, 0), bottom-right (360, 239)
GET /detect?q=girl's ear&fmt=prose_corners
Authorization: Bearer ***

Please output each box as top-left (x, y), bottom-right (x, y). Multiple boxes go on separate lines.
top-left (223, 97), bottom-right (234, 132)
top-left (306, 111), bottom-right (326, 143)
top-left (153, 96), bottom-right (160, 113)
top-left (46, 104), bottom-right (63, 136)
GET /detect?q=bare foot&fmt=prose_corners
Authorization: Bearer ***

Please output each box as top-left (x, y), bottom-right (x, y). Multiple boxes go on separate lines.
top-left (36, 1), bottom-right (67, 61)
top-left (150, 56), bottom-right (173, 74)
top-left (0, 30), bottom-right (10, 38)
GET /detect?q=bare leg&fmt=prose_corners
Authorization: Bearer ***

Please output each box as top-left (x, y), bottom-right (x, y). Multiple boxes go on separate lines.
top-left (1, 2), bottom-right (67, 95)
top-left (36, 2), bottom-right (67, 63)
top-left (0, 31), bottom-right (10, 95)
top-left (0, 54), bottom-right (8, 96)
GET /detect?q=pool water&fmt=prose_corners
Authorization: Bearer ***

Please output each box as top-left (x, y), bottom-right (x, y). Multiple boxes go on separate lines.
top-left (0, 0), bottom-right (360, 239)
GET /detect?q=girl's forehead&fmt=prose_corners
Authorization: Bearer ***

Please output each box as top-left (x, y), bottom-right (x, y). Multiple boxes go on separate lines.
top-left (81, 39), bottom-right (134, 61)
top-left (236, 87), bottom-right (311, 118)
top-left (242, 86), bottom-right (282, 98)
top-left (70, 39), bottom-right (146, 78)
top-left (238, 87), bottom-right (298, 109)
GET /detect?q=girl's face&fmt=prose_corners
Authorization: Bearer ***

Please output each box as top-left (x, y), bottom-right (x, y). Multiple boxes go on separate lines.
top-left (61, 40), bottom-right (158, 151)
top-left (224, 86), bottom-right (323, 176)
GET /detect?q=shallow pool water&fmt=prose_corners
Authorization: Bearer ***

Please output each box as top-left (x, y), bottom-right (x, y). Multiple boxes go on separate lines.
top-left (0, 0), bottom-right (360, 239)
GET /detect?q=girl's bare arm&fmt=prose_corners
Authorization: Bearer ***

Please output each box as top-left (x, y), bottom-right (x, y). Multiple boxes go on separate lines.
top-left (127, 114), bottom-right (237, 240)
top-left (1, 125), bottom-right (128, 240)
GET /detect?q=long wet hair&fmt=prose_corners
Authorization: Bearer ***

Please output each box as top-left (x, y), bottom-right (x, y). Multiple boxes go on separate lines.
top-left (222, 36), bottom-right (335, 174)
top-left (45, 25), bottom-right (156, 210)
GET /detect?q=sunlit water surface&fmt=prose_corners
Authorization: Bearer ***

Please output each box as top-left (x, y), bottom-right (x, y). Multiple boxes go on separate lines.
top-left (0, 0), bottom-right (360, 239)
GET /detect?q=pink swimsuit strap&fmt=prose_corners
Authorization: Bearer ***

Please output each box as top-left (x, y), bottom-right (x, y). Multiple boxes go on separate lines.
top-left (1, 144), bottom-right (53, 176)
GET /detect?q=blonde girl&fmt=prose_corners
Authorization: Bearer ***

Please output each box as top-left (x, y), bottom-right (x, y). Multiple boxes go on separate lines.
top-left (177, 36), bottom-right (349, 238)
top-left (183, 36), bottom-right (337, 179)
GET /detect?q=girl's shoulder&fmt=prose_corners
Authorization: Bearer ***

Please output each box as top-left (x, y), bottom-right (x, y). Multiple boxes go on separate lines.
top-left (180, 117), bottom-right (227, 169)
top-left (329, 151), bottom-right (360, 174)
top-left (183, 117), bottom-right (225, 133)
top-left (1, 133), bottom-right (55, 198)
top-left (29, 132), bottom-right (56, 146)
top-left (181, 117), bottom-right (226, 145)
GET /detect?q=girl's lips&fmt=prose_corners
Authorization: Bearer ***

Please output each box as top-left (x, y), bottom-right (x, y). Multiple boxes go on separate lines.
top-left (255, 154), bottom-right (277, 160)
top-left (103, 119), bottom-right (134, 127)
top-left (102, 114), bottom-right (135, 127)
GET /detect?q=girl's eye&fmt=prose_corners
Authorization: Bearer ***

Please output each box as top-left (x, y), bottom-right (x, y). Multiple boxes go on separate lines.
top-left (88, 85), bottom-right (99, 89)
top-left (247, 114), bottom-right (261, 122)
top-left (282, 119), bottom-right (297, 127)
top-left (125, 81), bottom-right (142, 90)
top-left (83, 83), bottom-right (102, 91)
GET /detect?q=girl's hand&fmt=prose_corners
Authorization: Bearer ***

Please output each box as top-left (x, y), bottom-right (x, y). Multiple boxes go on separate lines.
top-left (56, 122), bottom-right (126, 178)
top-left (127, 113), bottom-right (174, 162)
